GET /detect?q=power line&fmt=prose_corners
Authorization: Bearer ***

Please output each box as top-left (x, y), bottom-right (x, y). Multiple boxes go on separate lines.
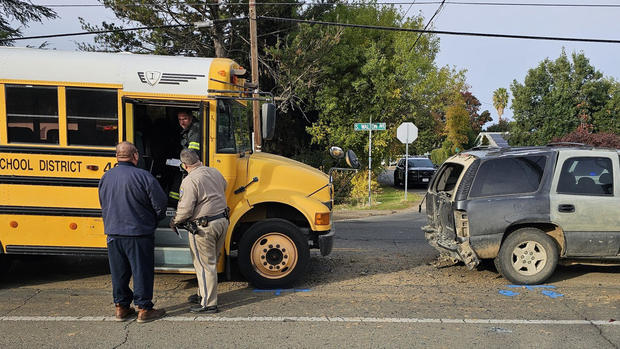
top-left (259, 15), bottom-right (620, 44)
top-left (36, 2), bottom-right (620, 8)
top-left (4, 15), bottom-right (620, 45)
top-left (0, 24), bottom-right (186, 43)
top-left (0, 18), bottom-right (246, 43)
top-left (409, 0), bottom-right (445, 52)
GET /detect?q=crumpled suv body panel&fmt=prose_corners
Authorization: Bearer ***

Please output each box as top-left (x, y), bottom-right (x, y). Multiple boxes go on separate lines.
top-left (423, 146), bottom-right (620, 284)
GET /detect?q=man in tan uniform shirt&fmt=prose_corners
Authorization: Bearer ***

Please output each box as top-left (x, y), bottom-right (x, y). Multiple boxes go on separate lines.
top-left (171, 149), bottom-right (229, 313)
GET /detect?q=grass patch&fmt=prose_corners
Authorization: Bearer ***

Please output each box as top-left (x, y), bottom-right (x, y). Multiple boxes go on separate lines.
top-left (335, 185), bottom-right (424, 211)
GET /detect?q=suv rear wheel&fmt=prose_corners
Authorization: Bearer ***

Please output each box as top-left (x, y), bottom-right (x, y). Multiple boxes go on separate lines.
top-left (496, 228), bottom-right (559, 285)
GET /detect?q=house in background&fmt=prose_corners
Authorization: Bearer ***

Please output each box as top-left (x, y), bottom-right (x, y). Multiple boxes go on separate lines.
top-left (474, 132), bottom-right (509, 148)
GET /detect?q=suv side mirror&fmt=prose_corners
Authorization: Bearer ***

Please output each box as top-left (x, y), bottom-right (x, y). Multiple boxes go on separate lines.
top-left (346, 149), bottom-right (360, 169)
top-left (261, 103), bottom-right (276, 140)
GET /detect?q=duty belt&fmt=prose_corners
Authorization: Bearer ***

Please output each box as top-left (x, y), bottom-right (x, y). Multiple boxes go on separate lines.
top-left (195, 211), bottom-right (228, 228)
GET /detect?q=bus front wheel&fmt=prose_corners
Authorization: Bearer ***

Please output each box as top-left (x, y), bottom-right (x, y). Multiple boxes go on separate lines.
top-left (238, 219), bottom-right (309, 289)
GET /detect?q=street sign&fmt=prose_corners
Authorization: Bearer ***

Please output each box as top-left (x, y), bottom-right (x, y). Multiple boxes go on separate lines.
top-left (354, 122), bottom-right (386, 131)
top-left (397, 122), bottom-right (418, 143)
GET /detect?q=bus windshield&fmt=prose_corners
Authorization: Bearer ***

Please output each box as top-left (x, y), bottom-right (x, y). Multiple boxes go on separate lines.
top-left (216, 99), bottom-right (252, 154)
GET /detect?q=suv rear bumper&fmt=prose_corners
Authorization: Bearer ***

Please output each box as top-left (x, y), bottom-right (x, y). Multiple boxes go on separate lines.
top-left (423, 225), bottom-right (480, 269)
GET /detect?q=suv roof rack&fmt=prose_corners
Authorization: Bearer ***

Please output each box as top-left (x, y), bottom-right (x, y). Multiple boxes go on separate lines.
top-left (546, 142), bottom-right (588, 147)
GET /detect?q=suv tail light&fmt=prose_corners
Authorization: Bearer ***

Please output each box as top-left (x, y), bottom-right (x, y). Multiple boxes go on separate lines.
top-left (454, 210), bottom-right (469, 237)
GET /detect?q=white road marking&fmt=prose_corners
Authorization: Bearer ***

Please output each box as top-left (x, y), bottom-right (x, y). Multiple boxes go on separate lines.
top-left (0, 316), bottom-right (617, 325)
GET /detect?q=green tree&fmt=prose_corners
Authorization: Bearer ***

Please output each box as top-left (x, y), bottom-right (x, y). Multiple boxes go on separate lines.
top-left (78, 0), bottom-right (334, 163)
top-left (444, 99), bottom-right (472, 153)
top-left (0, 0), bottom-right (57, 45)
top-left (78, 1), bottom-right (326, 63)
top-left (267, 3), bottom-right (465, 171)
top-left (492, 87), bottom-right (509, 123)
top-left (591, 80), bottom-right (620, 134)
top-left (510, 50), bottom-right (617, 146)
top-left (485, 119), bottom-right (511, 132)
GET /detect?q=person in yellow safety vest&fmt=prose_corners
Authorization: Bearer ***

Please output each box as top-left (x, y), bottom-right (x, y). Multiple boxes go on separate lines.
top-left (169, 109), bottom-right (201, 203)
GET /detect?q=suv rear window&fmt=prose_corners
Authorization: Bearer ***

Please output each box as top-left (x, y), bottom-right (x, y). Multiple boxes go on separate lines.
top-left (469, 156), bottom-right (546, 197)
top-left (433, 163), bottom-right (464, 193)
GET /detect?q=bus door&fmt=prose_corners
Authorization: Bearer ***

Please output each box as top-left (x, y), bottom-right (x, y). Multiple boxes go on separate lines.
top-left (122, 97), bottom-right (207, 272)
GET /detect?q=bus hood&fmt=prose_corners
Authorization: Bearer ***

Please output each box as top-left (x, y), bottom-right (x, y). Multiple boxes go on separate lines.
top-left (244, 152), bottom-right (331, 207)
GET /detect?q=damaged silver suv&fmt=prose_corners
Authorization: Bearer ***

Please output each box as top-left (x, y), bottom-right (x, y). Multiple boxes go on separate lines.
top-left (423, 145), bottom-right (620, 284)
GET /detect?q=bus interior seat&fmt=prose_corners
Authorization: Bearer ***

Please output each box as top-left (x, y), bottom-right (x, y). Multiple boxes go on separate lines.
top-left (598, 173), bottom-right (613, 194)
top-left (576, 177), bottom-right (601, 194)
top-left (8, 127), bottom-right (36, 143)
top-left (46, 129), bottom-right (59, 144)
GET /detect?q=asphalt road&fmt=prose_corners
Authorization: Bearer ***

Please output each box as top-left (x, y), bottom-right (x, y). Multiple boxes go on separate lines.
top-left (0, 210), bottom-right (618, 348)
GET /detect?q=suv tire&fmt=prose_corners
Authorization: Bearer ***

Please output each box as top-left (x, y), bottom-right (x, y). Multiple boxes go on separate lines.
top-left (496, 228), bottom-right (559, 285)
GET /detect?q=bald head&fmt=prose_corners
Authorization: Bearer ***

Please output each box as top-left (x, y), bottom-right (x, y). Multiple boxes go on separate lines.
top-left (116, 141), bottom-right (138, 164)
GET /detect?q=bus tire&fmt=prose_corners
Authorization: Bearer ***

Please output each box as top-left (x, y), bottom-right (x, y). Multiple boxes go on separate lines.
top-left (238, 219), bottom-right (309, 289)
top-left (0, 253), bottom-right (11, 279)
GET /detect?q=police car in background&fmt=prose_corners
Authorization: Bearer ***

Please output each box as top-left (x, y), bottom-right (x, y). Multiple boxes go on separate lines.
top-left (394, 156), bottom-right (436, 187)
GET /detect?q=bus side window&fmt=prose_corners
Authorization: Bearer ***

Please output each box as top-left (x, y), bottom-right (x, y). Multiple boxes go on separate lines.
top-left (5, 85), bottom-right (59, 144)
top-left (66, 87), bottom-right (118, 147)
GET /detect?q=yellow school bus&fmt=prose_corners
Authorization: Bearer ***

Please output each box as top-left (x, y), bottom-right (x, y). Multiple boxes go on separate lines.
top-left (0, 47), bottom-right (345, 288)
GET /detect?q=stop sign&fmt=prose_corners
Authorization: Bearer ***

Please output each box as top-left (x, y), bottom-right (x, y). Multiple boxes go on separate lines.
top-left (397, 122), bottom-right (418, 144)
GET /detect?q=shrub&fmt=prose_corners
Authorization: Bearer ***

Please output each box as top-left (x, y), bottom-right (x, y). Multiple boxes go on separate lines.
top-left (349, 170), bottom-right (382, 206)
top-left (430, 147), bottom-right (450, 165)
top-left (331, 171), bottom-right (354, 205)
top-left (553, 125), bottom-right (620, 148)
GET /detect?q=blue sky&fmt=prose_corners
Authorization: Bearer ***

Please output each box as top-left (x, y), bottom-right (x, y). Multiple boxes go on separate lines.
top-left (12, 1), bottom-right (620, 124)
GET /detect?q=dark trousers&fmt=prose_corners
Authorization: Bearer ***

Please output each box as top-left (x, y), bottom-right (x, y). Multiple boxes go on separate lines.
top-left (107, 235), bottom-right (155, 309)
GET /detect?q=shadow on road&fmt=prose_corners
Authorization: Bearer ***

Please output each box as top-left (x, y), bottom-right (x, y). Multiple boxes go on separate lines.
top-left (0, 255), bottom-right (110, 289)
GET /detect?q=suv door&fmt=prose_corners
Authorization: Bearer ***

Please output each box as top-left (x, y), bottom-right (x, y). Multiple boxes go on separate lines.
top-left (550, 151), bottom-right (620, 256)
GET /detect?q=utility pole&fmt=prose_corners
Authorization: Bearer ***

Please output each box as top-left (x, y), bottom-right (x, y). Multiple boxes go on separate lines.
top-left (249, 0), bottom-right (261, 151)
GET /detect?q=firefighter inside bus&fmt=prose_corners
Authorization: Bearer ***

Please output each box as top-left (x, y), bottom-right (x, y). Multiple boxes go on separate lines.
top-left (132, 105), bottom-right (200, 208)
top-left (167, 109), bottom-right (201, 206)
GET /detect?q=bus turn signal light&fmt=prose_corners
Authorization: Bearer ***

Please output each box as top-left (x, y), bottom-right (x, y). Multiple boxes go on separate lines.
top-left (69, 223), bottom-right (78, 230)
top-left (9, 221), bottom-right (18, 228)
top-left (86, 165), bottom-right (99, 171)
top-left (315, 212), bottom-right (330, 226)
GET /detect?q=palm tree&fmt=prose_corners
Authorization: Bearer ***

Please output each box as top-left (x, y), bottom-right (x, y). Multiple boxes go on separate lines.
top-left (492, 88), bottom-right (509, 122)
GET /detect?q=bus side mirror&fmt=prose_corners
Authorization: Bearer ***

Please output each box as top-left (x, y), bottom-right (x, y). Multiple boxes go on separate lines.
top-left (346, 150), bottom-right (360, 169)
top-left (329, 146), bottom-right (345, 159)
top-left (261, 103), bottom-right (276, 141)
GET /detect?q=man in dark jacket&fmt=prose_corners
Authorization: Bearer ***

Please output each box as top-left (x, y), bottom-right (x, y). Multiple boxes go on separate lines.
top-left (99, 141), bottom-right (168, 323)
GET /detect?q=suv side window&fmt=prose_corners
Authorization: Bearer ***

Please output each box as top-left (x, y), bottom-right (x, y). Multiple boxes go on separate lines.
top-left (469, 156), bottom-right (546, 197)
top-left (557, 157), bottom-right (613, 195)
top-left (434, 163), bottom-right (464, 193)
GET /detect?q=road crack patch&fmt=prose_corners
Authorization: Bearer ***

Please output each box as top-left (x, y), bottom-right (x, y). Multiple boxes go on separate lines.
top-left (112, 320), bottom-right (134, 349)
top-left (4, 289), bottom-right (41, 316)
top-left (563, 298), bottom-right (617, 348)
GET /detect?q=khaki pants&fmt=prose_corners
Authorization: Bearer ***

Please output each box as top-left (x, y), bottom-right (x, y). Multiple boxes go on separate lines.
top-left (188, 218), bottom-right (228, 307)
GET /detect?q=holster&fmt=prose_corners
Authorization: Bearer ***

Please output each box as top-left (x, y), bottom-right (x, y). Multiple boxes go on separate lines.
top-left (180, 220), bottom-right (199, 235)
